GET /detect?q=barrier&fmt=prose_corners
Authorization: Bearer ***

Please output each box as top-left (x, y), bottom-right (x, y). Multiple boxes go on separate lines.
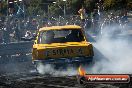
top-left (0, 41), bottom-right (34, 64)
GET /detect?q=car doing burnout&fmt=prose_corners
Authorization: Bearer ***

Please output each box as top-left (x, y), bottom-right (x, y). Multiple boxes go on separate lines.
top-left (32, 25), bottom-right (94, 67)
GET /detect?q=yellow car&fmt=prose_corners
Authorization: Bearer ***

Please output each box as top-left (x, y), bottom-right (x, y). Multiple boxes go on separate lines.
top-left (32, 25), bottom-right (94, 67)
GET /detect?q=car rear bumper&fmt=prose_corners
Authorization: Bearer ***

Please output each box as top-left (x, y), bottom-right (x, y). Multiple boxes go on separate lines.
top-left (33, 56), bottom-right (93, 64)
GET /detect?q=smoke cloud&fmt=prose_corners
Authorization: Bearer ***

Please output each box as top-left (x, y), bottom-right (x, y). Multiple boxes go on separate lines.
top-left (87, 24), bottom-right (132, 74)
top-left (36, 62), bottom-right (78, 76)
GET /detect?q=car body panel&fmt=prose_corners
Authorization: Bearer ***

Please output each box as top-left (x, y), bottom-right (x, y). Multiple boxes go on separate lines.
top-left (32, 25), bottom-right (94, 64)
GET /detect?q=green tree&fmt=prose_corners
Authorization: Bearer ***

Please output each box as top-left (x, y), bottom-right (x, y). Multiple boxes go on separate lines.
top-left (27, 0), bottom-right (42, 16)
top-left (48, 0), bottom-right (84, 16)
top-left (103, 0), bottom-right (116, 10)
top-left (84, 0), bottom-right (95, 12)
top-left (0, 0), bottom-right (8, 16)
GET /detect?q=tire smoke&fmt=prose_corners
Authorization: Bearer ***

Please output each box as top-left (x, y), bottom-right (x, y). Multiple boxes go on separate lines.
top-left (36, 62), bottom-right (78, 76)
top-left (88, 24), bottom-right (132, 74)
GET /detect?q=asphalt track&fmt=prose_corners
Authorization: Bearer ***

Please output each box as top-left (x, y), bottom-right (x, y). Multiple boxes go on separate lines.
top-left (0, 64), bottom-right (132, 88)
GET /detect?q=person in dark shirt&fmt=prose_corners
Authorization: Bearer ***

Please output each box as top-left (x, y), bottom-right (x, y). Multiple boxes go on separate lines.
top-left (66, 30), bottom-right (84, 42)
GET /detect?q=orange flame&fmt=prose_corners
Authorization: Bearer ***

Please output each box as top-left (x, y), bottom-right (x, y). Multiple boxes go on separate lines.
top-left (78, 66), bottom-right (86, 76)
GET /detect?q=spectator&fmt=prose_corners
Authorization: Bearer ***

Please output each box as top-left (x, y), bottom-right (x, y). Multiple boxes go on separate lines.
top-left (121, 10), bottom-right (128, 23)
top-left (78, 6), bottom-right (87, 27)
top-left (24, 31), bottom-right (32, 39)
top-left (66, 30), bottom-right (84, 42)
top-left (0, 31), bottom-right (3, 43)
top-left (14, 19), bottom-right (21, 41)
top-left (92, 9), bottom-right (100, 22)
top-left (91, 9), bottom-right (100, 34)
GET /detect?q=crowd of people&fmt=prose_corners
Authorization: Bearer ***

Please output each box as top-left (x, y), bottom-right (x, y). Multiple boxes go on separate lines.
top-left (77, 5), bottom-right (129, 35)
top-left (0, 6), bottom-right (129, 44)
top-left (0, 16), bottom-right (40, 44)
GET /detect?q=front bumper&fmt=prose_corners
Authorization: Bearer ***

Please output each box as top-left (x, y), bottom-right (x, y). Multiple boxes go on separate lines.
top-left (33, 56), bottom-right (93, 64)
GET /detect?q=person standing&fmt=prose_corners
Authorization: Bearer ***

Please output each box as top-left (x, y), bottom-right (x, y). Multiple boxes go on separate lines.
top-left (78, 6), bottom-right (86, 22)
top-left (0, 31), bottom-right (3, 43)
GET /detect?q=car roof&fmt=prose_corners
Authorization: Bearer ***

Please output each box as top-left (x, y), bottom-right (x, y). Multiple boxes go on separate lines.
top-left (39, 25), bottom-right (82, 31)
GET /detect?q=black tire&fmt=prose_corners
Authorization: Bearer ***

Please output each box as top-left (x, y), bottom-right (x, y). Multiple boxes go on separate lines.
top-left (77, 76), bottom-right (86, 85)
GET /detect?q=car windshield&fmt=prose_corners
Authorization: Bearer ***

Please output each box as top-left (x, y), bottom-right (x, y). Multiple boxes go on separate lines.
top-left (38, 29), bottom-right (85, 44)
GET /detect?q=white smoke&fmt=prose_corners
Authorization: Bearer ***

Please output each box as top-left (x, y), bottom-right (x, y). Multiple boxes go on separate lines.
top-left (36, 62), bottom-right (78, 76)
top-left (87, 24), bottom-right (132, 74)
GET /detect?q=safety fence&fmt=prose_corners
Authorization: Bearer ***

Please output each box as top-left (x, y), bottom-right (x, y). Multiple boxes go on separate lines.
top-left (0, 41), bottom-right (33, 64)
